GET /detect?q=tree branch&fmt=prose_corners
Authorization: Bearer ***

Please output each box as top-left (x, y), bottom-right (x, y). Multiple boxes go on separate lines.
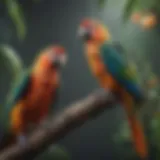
top-left (0, 89), bottom-right (115, 160)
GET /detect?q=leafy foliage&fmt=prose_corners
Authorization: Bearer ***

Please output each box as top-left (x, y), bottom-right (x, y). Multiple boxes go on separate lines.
top-left (98, 0), bottom-right (160, 20)
top-left (1, 0), bottom-right (42, 40)
top-left (5, 0), bottom-right (26, 40)
top-left (98, 0), bottom-right (107, 8)
top-left (0, 44), bottom-right (23, 79)
top-left (123, 0), bottom-right (139, 21)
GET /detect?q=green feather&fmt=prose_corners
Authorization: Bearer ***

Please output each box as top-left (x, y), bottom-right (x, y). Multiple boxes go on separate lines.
top-left (119, 67), bottom-right (137, 82)
top-left (2, 69), bottom-right (31, 129)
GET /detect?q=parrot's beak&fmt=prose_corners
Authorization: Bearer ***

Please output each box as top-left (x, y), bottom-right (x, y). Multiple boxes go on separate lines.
top-left (78, 27), bottom-right (92, 41)
top-left (52, 54), bottom-right (67, 68)
top-left (59, 54), bottom-right (67, 67)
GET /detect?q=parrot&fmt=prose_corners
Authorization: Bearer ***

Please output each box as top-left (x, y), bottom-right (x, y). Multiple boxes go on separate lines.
top-left (0, 45), bottom-right (67, 150)
top-left (78, 19), bottom-right (148, 160)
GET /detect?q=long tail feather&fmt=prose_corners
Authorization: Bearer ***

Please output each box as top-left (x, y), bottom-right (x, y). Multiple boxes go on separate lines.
top-left (121, 90), bottom-right (148, 159)
top-left (128, 115), bottom-right (148, 159)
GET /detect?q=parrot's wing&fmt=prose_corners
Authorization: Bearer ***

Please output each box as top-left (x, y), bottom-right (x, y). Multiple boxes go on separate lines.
top-left (6, 69), bottom-right (32, 109)
top-left (1, 69), bottom-right (32, 130)
top-left (100, 43), bottom-right (144, 101)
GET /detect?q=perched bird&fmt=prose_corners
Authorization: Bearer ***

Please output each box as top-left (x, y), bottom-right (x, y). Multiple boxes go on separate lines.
top-left (78, 18), bottom-right (148, 160)
top-left (0, 45), bottom-right (67, 150)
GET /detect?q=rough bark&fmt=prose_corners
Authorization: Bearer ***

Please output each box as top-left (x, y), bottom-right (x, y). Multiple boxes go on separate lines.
top-left (0, 89), bottom-right (115, 160)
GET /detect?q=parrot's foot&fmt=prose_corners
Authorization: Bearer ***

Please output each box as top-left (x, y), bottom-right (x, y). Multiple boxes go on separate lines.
top-left (17, 134), bottom-right (27, 147)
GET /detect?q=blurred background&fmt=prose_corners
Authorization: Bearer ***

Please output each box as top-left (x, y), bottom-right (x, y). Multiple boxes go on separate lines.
top-left (0, 0), bottom-right (160, 159)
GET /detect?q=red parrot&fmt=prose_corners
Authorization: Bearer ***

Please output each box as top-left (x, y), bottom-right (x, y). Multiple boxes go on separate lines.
top-left (0, 45), bottom-right (67, 150)
top-left (78, 18), bottom-right (148, 160)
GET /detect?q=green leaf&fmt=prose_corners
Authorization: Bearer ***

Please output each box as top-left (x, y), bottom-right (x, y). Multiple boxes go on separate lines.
top-left (98, 0), bottom-right (107, 8)
top-left (0, 44), bottom-right (23, 79)
top-left (5, 0), bottom-right (26, 40)
top-left (123, 0), bottom-right (139, 21)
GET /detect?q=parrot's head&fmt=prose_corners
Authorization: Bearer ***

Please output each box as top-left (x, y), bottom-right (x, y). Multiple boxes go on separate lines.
top-left (45, 45), bottom-right (67, 69)
top-left (78, 18), bottom-right (110, 44)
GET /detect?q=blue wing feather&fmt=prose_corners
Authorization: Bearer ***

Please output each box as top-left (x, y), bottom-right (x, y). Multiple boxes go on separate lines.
top-left (100, 43), bottom-right (144, 101)
top-left (6, 69), bottom-right (31, 110)
top-left (1, 69), bottom-right (32, 129)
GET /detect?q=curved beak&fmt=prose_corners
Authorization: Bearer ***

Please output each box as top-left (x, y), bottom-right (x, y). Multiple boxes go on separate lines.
top-left (78, 26), bottom-right (92, 41)
top-left (52, 54), bottom-right (67, 68)
top-left (78, 27), bottom-right (86, 37)
top-left (59, 54), bottom-right (67, 67)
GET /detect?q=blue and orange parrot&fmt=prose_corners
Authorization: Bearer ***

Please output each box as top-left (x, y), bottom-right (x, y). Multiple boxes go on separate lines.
top-left (78, 19), bottom-right (148, 160)
top-left (0, 45), bottom-right (67, 150)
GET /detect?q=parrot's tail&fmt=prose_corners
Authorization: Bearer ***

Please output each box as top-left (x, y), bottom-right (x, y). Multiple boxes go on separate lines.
top-left (0, 125), bottom-right (15, 152)
top-left (121, 91), bottom-right (149, 160)
top-left (128, 116), bottom-right (148, 160)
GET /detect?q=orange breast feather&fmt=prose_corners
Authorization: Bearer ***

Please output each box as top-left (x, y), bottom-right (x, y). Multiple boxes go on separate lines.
top-left (86, 45), bottom-right (119, 91)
